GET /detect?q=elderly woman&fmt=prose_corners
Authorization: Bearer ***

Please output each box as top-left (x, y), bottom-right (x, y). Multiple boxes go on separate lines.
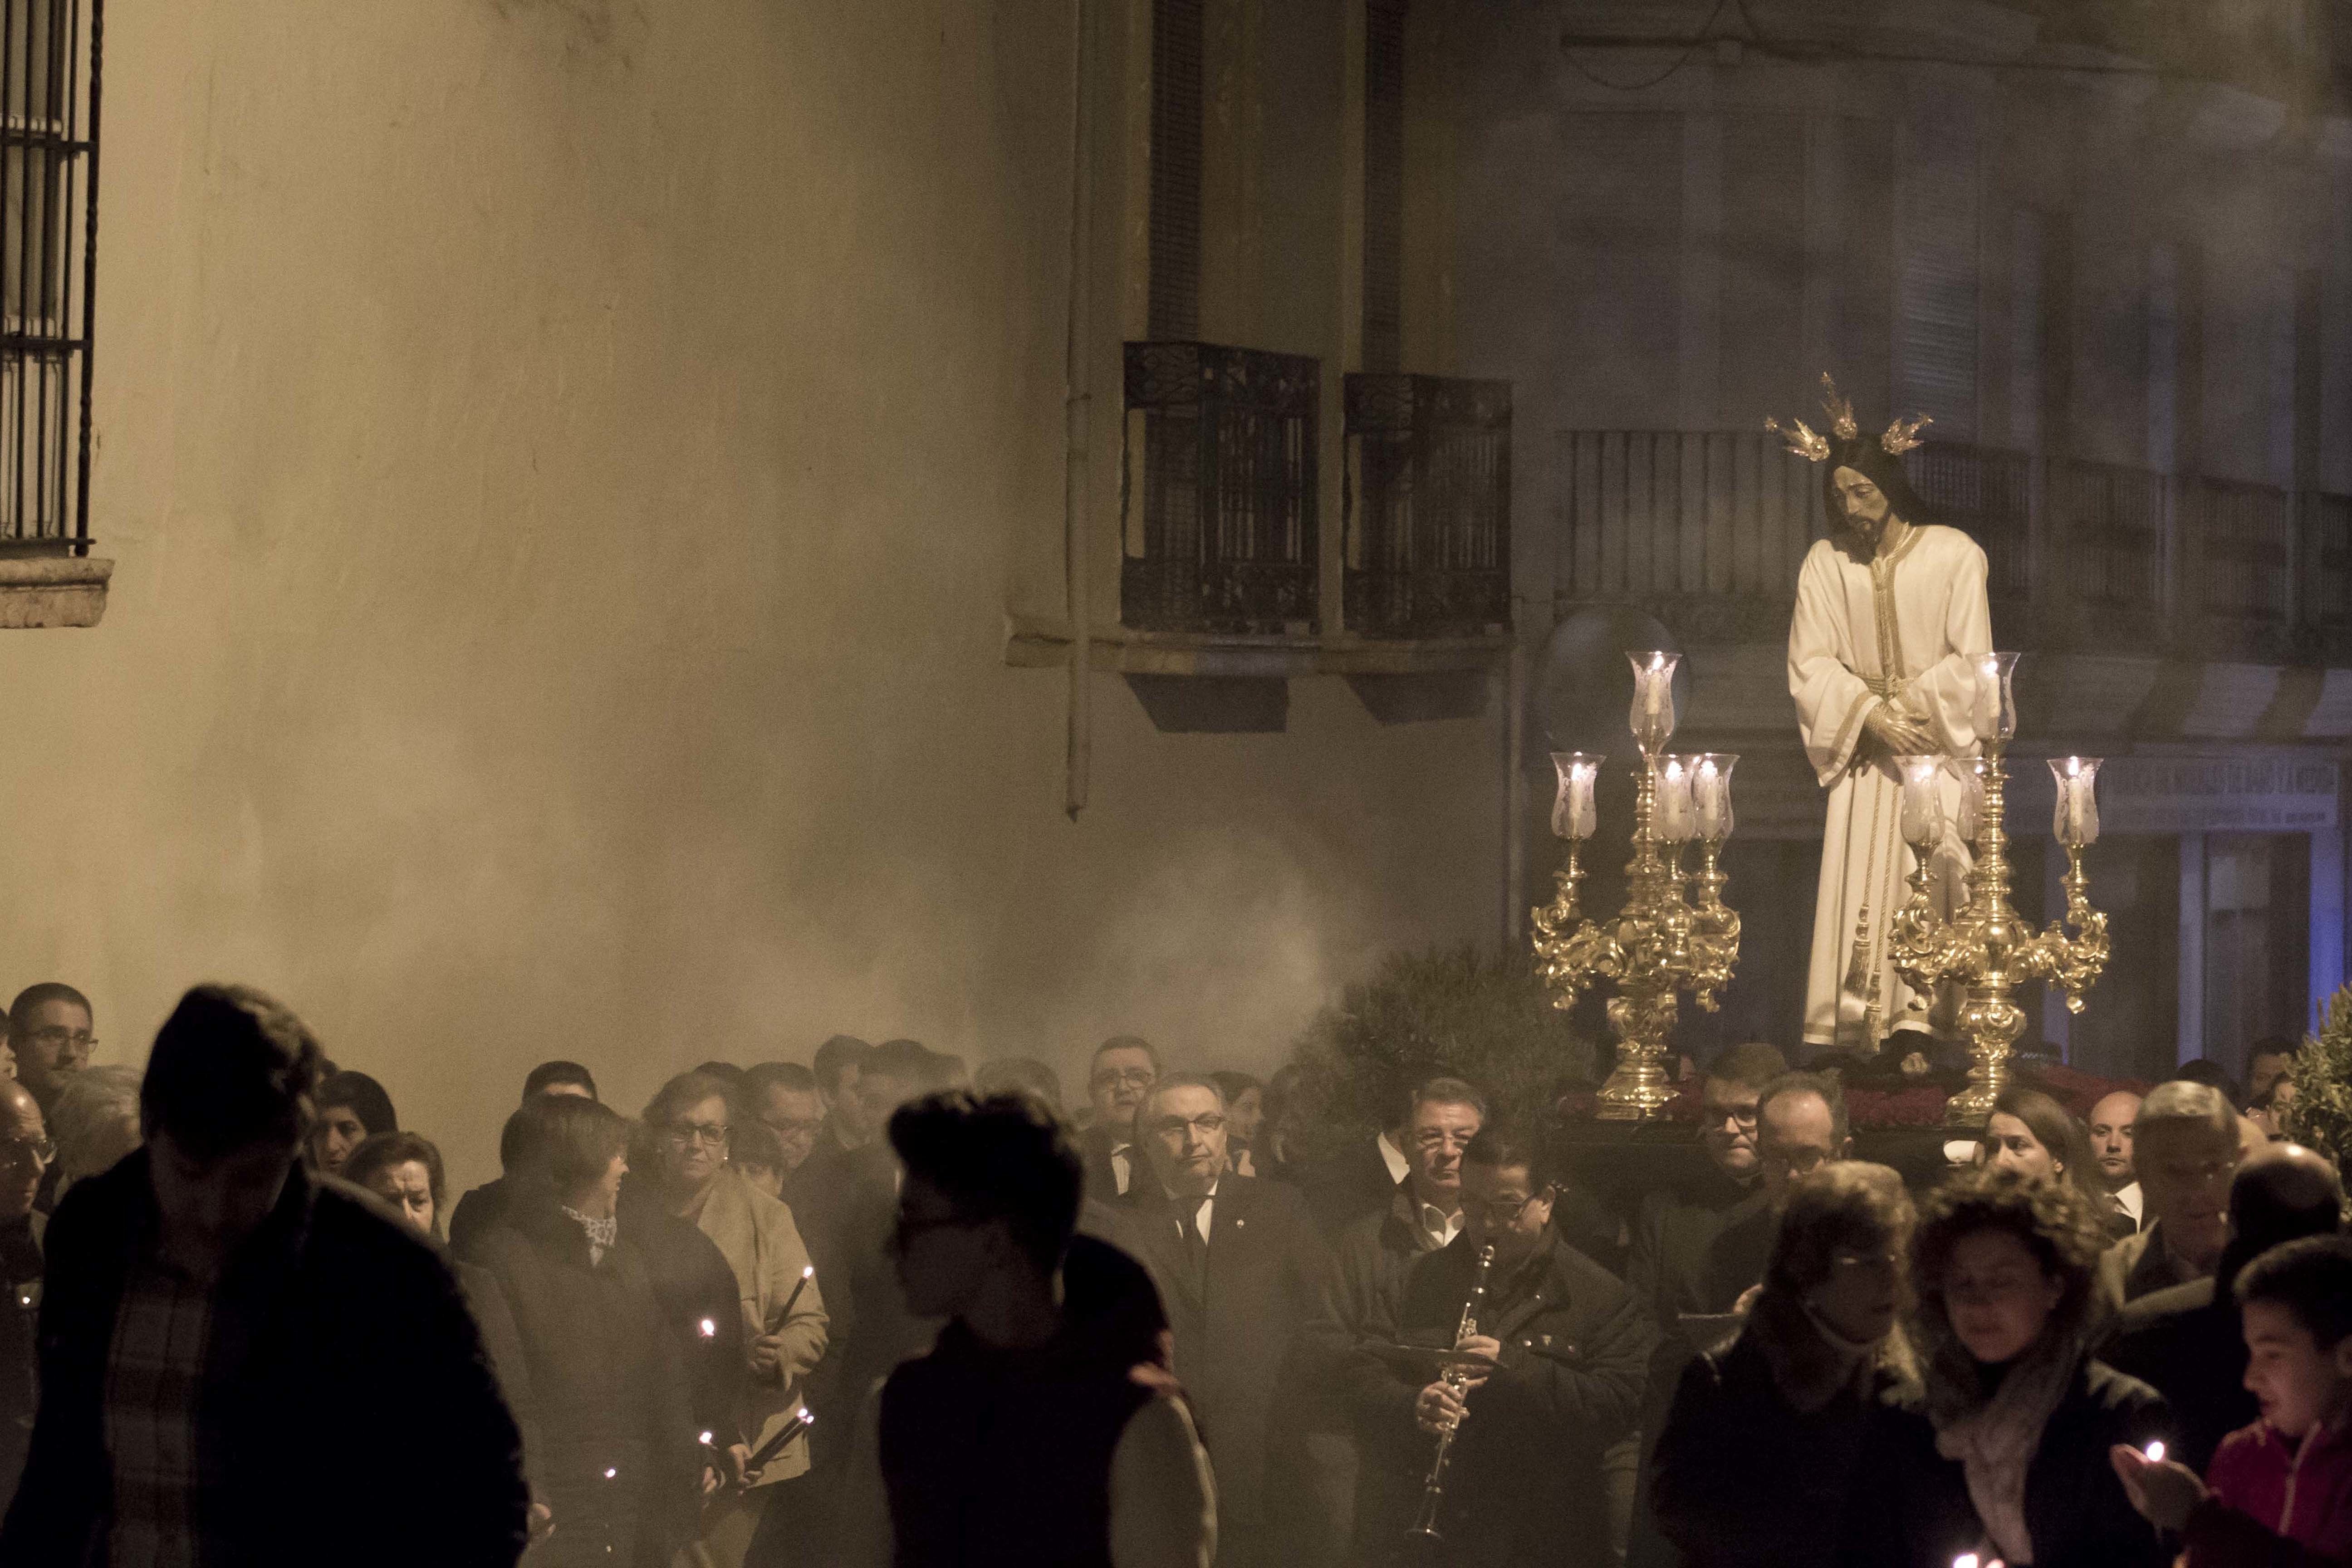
top-left (44, 1063), bottom-right (141, 1204)
top-left (1838, 1167), bottom-right (2171, 1568)
top-left (639, 1070), bottom-right (828, 1568)
top-left (1652, 1162), bottom-right (1917, 1568)
top-left (474, 1096), bottom-right (700, 1568)
top-left (1983, 1088), bottom-right (2120, 1238)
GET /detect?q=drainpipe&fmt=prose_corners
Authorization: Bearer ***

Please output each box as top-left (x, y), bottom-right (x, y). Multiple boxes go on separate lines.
top-left (1063, 0), bottom-right (1098, 820)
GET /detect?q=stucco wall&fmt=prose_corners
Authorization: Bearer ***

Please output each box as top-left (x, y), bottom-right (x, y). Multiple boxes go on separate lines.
top-left (13, 0), bottom-right (1501, 1186)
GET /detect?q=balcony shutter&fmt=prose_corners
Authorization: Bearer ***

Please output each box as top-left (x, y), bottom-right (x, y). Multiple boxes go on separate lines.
top-left (1892, 122), bottom-right (1979, 442)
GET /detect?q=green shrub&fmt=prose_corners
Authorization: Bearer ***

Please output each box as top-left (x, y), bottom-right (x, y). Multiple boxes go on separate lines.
top-left (2282, 987), bottom-right (2352, 1176)
top-left (1288, 945), bottom-right (1598, 1161)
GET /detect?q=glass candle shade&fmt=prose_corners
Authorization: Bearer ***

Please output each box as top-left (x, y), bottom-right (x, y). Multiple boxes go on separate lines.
top-left (1549, 752), bottom-right (1603, 841)
top-left (1652, 755), bottom-right (1697, 843)
top-left (1896, 755), bottom-right (1945, 847)
top-left (1953, 756), bottom-right (1989, 845)
top-left (2049, 756), bottom-right (2102, 848)
top-left (1692, 753), bottom-right (1737, 842)
top-left (1972, 651), bottom-right (2022, 743)
top-left (1628, 651), bottom-right (1680, 755)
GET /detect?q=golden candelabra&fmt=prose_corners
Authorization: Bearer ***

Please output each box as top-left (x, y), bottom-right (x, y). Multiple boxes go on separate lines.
top-left (1885, 654), bottom-right (2111, 1126)
top-left (1531, 654), bottom-right (1740, 1121)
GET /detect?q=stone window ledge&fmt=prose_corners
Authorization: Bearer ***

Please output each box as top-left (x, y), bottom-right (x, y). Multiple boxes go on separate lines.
top-left (1004, 613), bottom-right (1507, 678)
top-left (0, 556), bottom-right (113, 628)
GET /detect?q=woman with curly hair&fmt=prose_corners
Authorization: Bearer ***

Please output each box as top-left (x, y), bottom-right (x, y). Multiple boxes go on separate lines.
top-left (1837, 1166), bottom-right (2173, 1568)
top-left (1653, 1162), bottom-right (1919, 1568)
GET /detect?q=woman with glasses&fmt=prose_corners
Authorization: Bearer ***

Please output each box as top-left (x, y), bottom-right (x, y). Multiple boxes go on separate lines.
top-left (473, 1094), bottom-right (702, 1567)
top-left (1835, 1166), bottom-right (2171, 1568)
top-left (1651, 1162), bottom-right (1916, 1568)
top-left (637, 1070), bottom-right (828, 1568)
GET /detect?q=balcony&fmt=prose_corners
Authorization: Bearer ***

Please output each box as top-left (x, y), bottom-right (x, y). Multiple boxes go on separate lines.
top-left (1343, 373), bottom-right (1512, 639)
top-left (1556, 429), bottom-right (2351, 666)
top-left (1121, 341), bottom-right (1320, 637)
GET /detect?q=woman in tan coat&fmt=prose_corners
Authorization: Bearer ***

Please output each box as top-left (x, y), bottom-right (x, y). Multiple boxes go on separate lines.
top-left (642, 1070), bottom-right (830, 1568)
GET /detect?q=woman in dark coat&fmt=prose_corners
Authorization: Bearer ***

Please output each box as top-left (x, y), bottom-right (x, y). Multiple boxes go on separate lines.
top-left (1837, 1166), bottom-right (2172, 1568)
top-left (473, 1095), bottom-right (702, 1568)
top-left (1652, 1162), bottom-right (1919, 1568)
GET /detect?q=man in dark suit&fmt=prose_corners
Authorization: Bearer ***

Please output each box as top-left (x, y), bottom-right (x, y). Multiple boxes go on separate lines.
top-left (1303, 1108), bottom-right (1410, 1238)
top-left (2102, 1140), bottom-right (2343, 1473)
top-left (1108, 1072), bottom-right (1327, 1568)
top-left (1077, 1036), bottom-right (1159, 1204)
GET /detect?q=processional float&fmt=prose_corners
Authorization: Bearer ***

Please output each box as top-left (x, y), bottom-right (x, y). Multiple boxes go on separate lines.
top-left (1530, 648), bottom-right (2112, 1127)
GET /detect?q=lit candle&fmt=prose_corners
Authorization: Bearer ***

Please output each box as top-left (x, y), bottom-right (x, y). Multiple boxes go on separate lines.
top-left (2145, 1441), bottom-right (2166, 1464)
top-left (1692, 753), bottom-right (1738, 842)
top-left (1628, 652), bottom-right (1681, 753)
top-left (1955, 759), bottom-right (1985, 844)
top-left (1898, 756), bottom-right (1943, 847)
top-left (1656, 757), bottom-right (1696, 843)
top-left (1551, 753), bottom-right (1603, 840)
top-left (2048, 757), bottom-right (2102, 848)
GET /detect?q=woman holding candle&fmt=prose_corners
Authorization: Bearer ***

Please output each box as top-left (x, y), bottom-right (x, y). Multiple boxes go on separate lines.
top-left (1835, 1167), bottom-right (2171, 1568)
top-left (1651, 1162), bottom-right (1919, 1568)
top-left (639, 1070), bottom-right (830, 1567)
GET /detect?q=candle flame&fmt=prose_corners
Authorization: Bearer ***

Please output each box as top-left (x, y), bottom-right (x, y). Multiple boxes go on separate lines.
top-left (2145, 1441), bottom-right (2165, 1462)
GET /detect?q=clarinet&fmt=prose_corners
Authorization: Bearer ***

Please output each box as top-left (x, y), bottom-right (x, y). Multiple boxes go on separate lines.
top-left (1409, 1243), bottom-right (1496, 1544)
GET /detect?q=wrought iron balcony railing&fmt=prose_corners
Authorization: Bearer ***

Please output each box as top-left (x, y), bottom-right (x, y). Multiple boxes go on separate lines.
top-left (2, 0), bottom-right (100, 556)
top-left (1121, 341), bottom-right (1319, 637)
top-left (1557, 428), bottom-right (2352, 664)
top-left (1342, 373), bottom-right (1511, 639)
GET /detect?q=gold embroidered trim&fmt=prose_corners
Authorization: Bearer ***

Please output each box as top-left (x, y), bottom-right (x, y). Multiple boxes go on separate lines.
top-left (1831, 690), bottom-right (1879, 772)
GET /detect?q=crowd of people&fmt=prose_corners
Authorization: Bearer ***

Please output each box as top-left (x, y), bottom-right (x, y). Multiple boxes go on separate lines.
top-left (0, 982), bottom-right (2342, 1568)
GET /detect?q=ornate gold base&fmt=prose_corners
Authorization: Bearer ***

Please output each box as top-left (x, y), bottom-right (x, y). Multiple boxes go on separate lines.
top-left (1594, 1059), bottom-right (1678, 1121)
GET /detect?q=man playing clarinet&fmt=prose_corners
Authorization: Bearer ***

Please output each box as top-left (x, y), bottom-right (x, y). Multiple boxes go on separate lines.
top-left (1343, 1126), bottom-right (1654, 1568)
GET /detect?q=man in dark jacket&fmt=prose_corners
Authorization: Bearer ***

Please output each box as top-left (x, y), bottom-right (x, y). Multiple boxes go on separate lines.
top-left (838, 1090), bottom-right (1213, 1568)
top-left (1077, 1035), bottom-right (1160, 1203)
top-left (1348, 1123), bottom-right (1655, 1568)
top-left (2102, 1140), bottom-right (2343, 1473)
top-left (1625, 1044), bottom-right (1784, 1326)
top-left (1108, 1073), bottom-right (1328, 1568)
top-left (1299, 1078), bottom-right (1489, 1567)
top-left (0, 983), bottom-right (528, 1567)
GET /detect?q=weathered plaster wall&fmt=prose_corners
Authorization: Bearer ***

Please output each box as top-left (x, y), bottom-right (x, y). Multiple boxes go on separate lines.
top-left (11, 0), bottom-right (1501, 1185)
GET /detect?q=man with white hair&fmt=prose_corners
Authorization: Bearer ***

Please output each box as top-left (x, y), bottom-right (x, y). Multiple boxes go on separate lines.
top-left (2098, 1079), bottom-right (2242, 1308)
top-left (1109, 1073), bottom-right (1327, 1568)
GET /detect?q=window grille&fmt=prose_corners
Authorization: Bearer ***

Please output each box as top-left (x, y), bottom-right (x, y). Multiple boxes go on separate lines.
top-left (1, 0), bottom-right (99, 554)
top-left (1344, 373), bottom-right (1510, 638)
top-left (1122, 341), bottom-right (1319, 636)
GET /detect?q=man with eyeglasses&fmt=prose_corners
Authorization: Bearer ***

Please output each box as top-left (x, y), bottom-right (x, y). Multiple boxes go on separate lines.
top-left (1622, 1042), bottom-right (1783, 1568)
top-left (0, 1078), bottom-right (47, 1501)
top-left (1300, 1078), bottom-right (1487, 1565)
top-left (7, 982), bottom-right (95, 1118)
top-left (1346, 1123), bottom-right (1653, 1565)
top-left (1106, 1073), bottom-right (1324, 1568)
top-left (1706, 1073), bottom-right (1854, 1313)
top-left (1078, 1035), bottom-right (1161, 1202)
top-left (833, 1091), bottom-right (1214, 1568)
top-left (2098, 1079), bottom-right (2244, 1310)
top-left (1625, 1042), bottom-right (1786, 1330)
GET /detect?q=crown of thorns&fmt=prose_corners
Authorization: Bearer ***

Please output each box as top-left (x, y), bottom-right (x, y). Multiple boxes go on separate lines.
top-left (1766, 373), bottom-right (1931, 462)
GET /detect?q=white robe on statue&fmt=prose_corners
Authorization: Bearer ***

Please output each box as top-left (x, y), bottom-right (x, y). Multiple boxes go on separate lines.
top-left (1788, 523), bottom-right (1992, 1049)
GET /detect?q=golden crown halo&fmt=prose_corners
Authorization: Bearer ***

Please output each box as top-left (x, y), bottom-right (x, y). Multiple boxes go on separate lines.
top-left (1766, 373), bottom-right (1933, 462)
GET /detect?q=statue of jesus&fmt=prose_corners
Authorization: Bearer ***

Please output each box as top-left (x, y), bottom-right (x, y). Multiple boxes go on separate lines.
top-left (1778, 379), bottom-right (1991, 1054)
